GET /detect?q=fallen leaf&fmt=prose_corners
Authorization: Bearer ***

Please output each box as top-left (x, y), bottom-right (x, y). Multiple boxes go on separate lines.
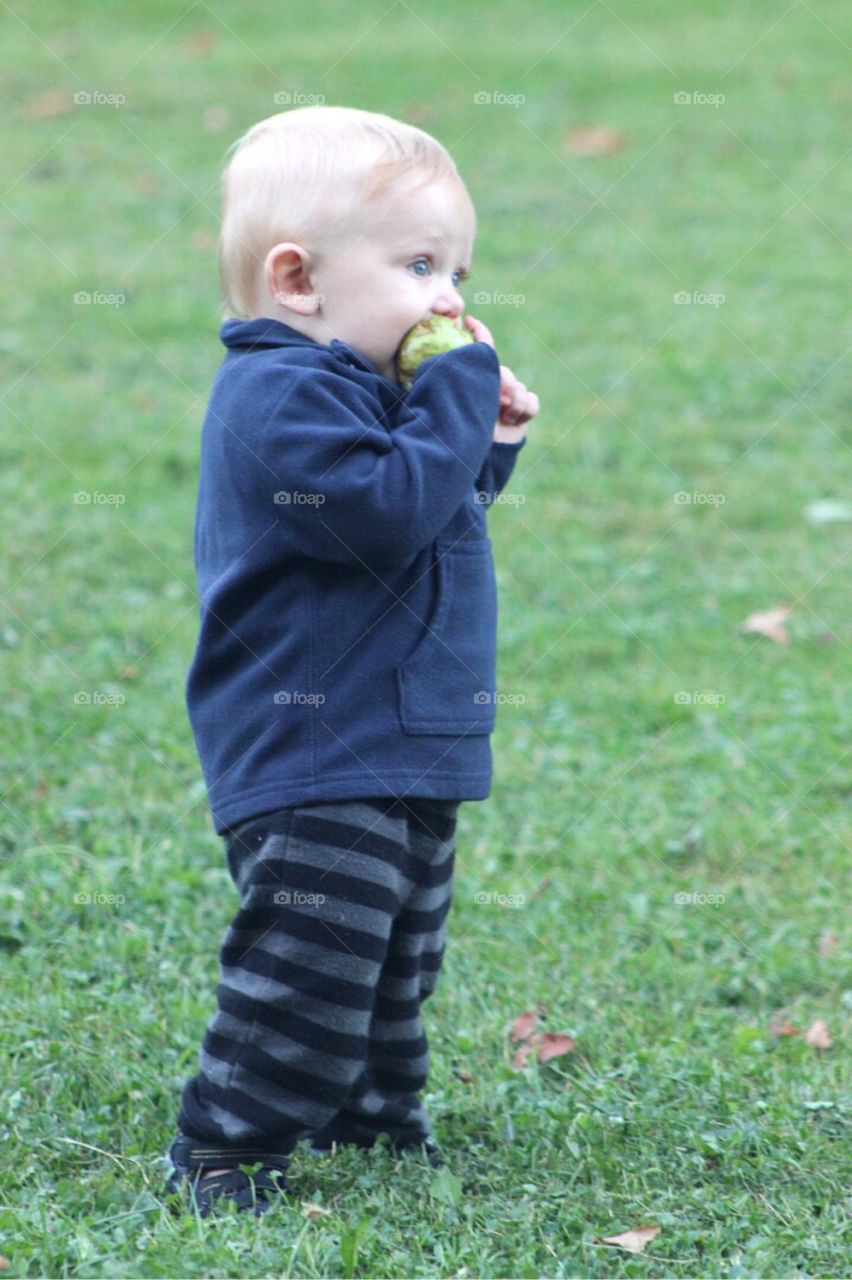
top-left (536, 1032), bottom-right (576, 1062)
top-left (512, 1041), bottom-right (535, 1069)
top-left (185, 29), bottom-right (218, 57)
top-left (301, 1201), bottom-right (331, 1220)
top-left (453, 1068), bottom-right (474, 1083)
top-left (818, 929), bottom-right (838, 956)
top-left (565, 126), bottom-right (627, 156)
top-left (509, 1011), bottom-right (538, 1041)
top-left (598, 1224), bottom-right (661, 1254)
top-left (0, 1256), bottom-right (8, 1271)
top-left (202, 105), bottom-right (231, 132)
top-left (769, 1017), bottom-right (799, 1038)
top-left (805, 1019), bottom-right (832, 1049)
top-left (21, 90), bottom-right (72, 120)
top-left (742, 604), bottom-right (792, 644)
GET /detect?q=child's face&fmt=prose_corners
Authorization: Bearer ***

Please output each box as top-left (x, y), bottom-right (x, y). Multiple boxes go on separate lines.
top-left (308, 174), bottom-right (476, 382)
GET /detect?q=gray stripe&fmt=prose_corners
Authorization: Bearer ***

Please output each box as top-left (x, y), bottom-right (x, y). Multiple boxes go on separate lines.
top-left (215, 977), bottom-right (372, 1037)
top-left (200, 1030), bottom-right (360, 1092)
top-left (199, 1056), bottom-right (333, 1127)
top-left (222, 931), bottom-right (382, 985)
top-left (237, 886), bottom-right (396, 938)
top-left (209, 1008), bottom-right (367, 1077)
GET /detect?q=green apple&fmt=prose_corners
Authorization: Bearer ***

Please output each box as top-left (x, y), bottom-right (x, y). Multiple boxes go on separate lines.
top-left (395, 315), bottom-right (474, 390)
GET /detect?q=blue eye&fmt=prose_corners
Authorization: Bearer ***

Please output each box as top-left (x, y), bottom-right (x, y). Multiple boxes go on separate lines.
top-left (409, 258), bottom-right (469, 287)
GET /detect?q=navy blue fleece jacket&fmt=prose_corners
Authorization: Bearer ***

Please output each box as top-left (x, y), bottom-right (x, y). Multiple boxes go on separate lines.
top-left (185, 316), bottom-right (527, 834)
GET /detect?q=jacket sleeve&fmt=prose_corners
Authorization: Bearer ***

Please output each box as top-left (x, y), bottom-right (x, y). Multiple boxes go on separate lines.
top-left (474, 438), bottom-right (527, 506)
top-left (260, 342), bottom-right (501, 570)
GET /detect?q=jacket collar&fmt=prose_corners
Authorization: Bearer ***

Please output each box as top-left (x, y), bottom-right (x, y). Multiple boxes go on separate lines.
top-left (220, 316), bottom-right (386, 378)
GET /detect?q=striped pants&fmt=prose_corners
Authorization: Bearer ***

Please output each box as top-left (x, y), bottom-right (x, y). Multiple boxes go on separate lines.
top-left (177, 796), bottom-right (460, 1155)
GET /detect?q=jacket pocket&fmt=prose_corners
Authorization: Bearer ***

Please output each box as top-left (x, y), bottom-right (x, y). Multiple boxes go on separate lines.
top-left (396, 540), bottom-right (497, 735)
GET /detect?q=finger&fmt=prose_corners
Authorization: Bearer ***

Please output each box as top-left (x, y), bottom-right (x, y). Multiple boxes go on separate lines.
top-left (464, 314), bottom-right (495, 347)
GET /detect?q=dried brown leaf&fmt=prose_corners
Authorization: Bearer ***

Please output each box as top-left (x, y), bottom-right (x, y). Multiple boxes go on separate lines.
top-left (769, 1017), bottom-right (799, 1038)
top-left (185, 29), bottom-right (218, 57)
top-left (536, 1032), bottom-right (576, 1062)
top-left (301, 1201), bottom-right (331, 1220)
top-left (509, 1011), bottom-right (538, 1042)
top-left (804, 1019), bottom-right (832, 1049)
top-left (511, 1041), bottom-right (535, 1069)
top-left (598, 1224), bottom-right (661, 1254)
top-left (742, 604), bottom-right (792, 644)
top-left (565, 126), bottom-right (627, 156)
top-left (21, 90), bottom-right (72, 120)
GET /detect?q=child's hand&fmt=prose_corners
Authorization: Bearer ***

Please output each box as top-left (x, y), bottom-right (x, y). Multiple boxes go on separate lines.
top-left (463, 314), bottom-right (540, 442)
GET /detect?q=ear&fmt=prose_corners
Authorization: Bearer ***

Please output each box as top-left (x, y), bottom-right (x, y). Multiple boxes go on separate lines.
top-left (263, 242), bottom-right (321, 315)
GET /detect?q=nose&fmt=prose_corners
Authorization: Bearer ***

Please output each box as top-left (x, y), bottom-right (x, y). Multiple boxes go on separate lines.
top-left (431, 285), bottom-right (464, 320)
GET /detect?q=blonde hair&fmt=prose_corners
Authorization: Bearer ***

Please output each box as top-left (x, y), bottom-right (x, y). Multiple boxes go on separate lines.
top-left (218, 105), bottom-right (465, 319)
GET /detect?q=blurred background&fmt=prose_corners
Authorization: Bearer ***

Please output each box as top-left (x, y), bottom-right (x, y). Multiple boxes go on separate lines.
top-left (1, 2), bottom-right (850, 1275)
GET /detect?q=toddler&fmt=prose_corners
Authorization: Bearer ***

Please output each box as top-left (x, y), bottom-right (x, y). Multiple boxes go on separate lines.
top-left (164, 104), bottom-right (540, 1217)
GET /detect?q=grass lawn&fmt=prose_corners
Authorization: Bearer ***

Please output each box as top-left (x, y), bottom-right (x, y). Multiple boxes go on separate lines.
top-left (1, 0), bottom-right (850, 1275)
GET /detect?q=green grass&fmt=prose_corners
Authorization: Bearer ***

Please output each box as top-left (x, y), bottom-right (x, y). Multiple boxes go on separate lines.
top-left (2, 0), bottom-right (851, 1275)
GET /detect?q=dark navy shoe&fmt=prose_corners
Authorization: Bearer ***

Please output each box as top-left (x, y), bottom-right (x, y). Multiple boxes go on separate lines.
top-left (163, 1136), bottom-right (293, 1218)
